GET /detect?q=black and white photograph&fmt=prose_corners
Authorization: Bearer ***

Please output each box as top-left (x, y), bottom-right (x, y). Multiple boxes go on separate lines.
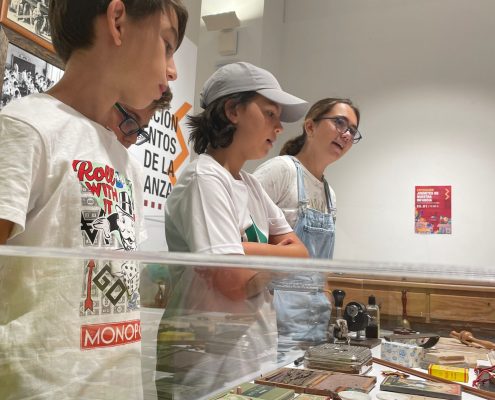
top-left (1, 0), bottom-right (53, 51)
top-left (1, 42), bottom-right (63, 109)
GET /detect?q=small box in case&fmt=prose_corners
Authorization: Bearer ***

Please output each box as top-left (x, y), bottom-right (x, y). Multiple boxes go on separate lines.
top-left (255, 367), bottom-right (376, 396)
top-left (380, 375), bottom-right (461, 400)
top-left (304, 343), bottom-right (372, 374)
top-left (380, 341), bottom-right (424, 368)
top-left (428, 364), bottom-right (469, 383)
top-left (210, 382), bottom-right (295, 400)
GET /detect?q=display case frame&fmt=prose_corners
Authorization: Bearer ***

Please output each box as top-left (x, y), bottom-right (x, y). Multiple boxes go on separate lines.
top-left (0, 245), bottom-right (494, 400)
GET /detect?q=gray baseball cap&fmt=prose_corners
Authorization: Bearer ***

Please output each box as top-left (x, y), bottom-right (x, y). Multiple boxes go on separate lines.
top-left (199, 62), bottom-right (308, 123)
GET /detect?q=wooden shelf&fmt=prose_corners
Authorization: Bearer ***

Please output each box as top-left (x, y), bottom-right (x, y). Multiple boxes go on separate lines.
top-left (327, 276), bottom-right (495, 327)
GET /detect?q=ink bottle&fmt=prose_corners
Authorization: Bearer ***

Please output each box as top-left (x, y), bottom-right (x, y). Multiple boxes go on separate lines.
top-left (365, 295), bottom-right (380, 339)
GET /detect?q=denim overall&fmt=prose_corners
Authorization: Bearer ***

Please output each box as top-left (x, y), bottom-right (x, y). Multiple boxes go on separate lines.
top-left (272, 156), bottom-right (335, 351)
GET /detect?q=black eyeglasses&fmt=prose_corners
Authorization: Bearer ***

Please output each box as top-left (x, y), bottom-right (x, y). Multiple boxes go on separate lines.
top-left (315, 116), bottom-right (362, 144)
top-left (114, 103), bottom-right (150, 146)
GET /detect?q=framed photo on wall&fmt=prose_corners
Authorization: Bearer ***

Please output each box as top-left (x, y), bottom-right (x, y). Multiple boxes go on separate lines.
top-left (1, 40), bottom-right (63, 109)
top-left (0, 0), bottom-right (53, 52)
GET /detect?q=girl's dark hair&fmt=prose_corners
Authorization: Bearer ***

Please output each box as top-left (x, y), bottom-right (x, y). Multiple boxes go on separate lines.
top-left (188, 91), bottom-right (258, 154)
top-left (280, 98), bottom-right (360, 156)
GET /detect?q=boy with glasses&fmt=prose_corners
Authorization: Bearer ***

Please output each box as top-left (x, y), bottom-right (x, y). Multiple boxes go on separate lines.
top-left (109, 89), bottom-right (173, 148)
top-left (113, 102), bottom-right (154, 147)
top-left (0, 0), bottom-right (188, 399)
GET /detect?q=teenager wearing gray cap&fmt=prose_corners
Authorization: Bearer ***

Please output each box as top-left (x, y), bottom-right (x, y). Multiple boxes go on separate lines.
top-left (158, 62), bottom-right (309, 398)
top-left (165, 61), bottom-right (309, 260)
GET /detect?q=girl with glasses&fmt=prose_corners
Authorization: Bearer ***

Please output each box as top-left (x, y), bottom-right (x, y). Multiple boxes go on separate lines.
top-left (165, 62), bottom-right (310, 261)
top-left (254, 98), bottom-right (361, 354)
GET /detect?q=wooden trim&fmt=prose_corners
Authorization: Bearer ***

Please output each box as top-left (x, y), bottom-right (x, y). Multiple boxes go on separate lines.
top-left (329, 277), bottom-right (495, 293)
top-left (0, 0), bottom-right (54, 53)
top-left (326, 287), bottom-right (427, 318)
top-left (430, 294), bottom-right (495, 322)
top-left (0, 25), bottom-right (63, 70)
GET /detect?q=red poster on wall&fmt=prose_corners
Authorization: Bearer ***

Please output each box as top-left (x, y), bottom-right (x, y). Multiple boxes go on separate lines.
top-left (415, 186), bottom-right (451, 234)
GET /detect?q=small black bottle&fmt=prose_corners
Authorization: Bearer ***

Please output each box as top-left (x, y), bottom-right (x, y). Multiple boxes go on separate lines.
top-left (365, 295), bottom-right (380, 339)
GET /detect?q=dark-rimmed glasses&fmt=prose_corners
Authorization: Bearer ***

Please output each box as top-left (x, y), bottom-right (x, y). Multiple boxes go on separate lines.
top-left (114, 103), bottom-right (150, 146)
top-left (315, 116), bottom-right (362, 144)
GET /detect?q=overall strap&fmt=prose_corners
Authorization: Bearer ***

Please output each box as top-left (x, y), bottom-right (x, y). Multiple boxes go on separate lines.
top-left (322, 176), bottom-right (336, 222)
top-left (286, 155), bottom-right (308, 206)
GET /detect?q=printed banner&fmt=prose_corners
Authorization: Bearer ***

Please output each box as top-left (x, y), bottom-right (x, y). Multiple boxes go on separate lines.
top-left (129, 38), bottom-right (197, 250)
top-left (415, 186), bottom-right (451, 234)
top-left (130, 37), bottom-right (197, 218)
top-left (131, 102), bottom-right (191, 215)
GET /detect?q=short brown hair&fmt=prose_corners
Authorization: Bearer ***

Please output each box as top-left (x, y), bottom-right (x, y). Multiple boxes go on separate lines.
top-left (49, 0), bottom-right (188, 63)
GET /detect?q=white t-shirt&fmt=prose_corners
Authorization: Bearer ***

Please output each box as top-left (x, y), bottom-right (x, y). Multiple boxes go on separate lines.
top-left (0, 94), bottom-right (146, 399)
top-left (253, 155), bottom-right (337, 228)
top-left (162, 154), bottom-right (291, 398)
top-left (165, 153), bottom-right (292, 254)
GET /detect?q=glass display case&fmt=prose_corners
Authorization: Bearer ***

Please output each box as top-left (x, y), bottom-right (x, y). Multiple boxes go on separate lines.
top-left (0, 245), bottom-right (494, 400)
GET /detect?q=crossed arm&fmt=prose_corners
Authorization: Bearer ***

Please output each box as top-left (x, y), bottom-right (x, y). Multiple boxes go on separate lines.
top-left (0, 219), bottom-right (13, 244)
top-left (240, 231), bottom-right (308, 298)
top-left (242, 231), bottom-right (309, 258)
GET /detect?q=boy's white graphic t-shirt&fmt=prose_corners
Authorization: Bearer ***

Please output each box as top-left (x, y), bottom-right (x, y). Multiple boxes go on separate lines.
top-left (0, 94), bottom-right (147, 399)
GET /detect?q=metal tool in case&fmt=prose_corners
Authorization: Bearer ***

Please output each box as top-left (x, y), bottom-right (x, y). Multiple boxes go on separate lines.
top-left (304, 343), bottom-right (373, 374)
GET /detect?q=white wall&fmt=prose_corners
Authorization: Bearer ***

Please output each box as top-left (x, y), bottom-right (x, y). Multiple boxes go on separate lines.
top-left (195, 0), bottom-right (265, 113)
top-left (275, 0), bottom-right (495, 267)
top-left (182, 0), bottom-right (202, 46)
top-left (196, 0), bottom-right (495, 267)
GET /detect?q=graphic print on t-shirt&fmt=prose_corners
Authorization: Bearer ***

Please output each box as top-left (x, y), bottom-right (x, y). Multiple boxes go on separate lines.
top-left (72, 160), bottom-right (140, 317)
top-left (72, 160), bottom-right (137, 250)
top-left (80, 258), bottom-right (140, 316)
